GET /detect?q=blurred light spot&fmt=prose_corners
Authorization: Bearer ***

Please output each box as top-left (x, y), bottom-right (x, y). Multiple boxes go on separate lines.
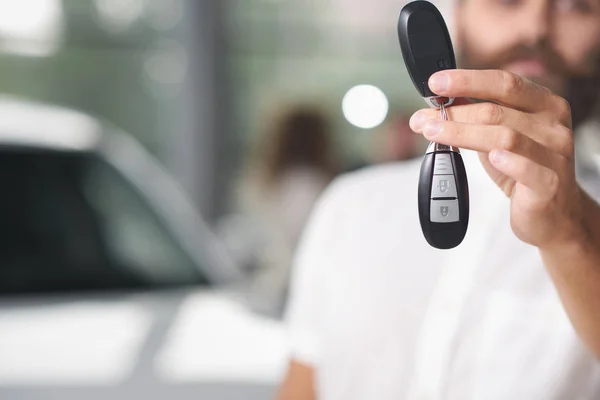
top-left (144, 0), bottom-right (184, 31)
top-left (0, 0), bottom-right (63, 57)
top-left (342, 85), bottom-right (389, 129)
top-left (144, 40), bottom-right (188, 86)
top-left (94, 0), bottom-right (145, 33)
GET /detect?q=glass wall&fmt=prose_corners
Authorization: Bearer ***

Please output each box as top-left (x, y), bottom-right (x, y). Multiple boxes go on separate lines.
top-left (0, 0), bottom-right (188, 157)
top-left (226, 0), bottom-right (425, 173)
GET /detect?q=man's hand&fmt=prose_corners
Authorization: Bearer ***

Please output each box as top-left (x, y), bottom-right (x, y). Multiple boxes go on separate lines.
top-left (276, 360), bottom-right (316, 400)
top-left (410, 69), bottom-right (600, 358)
top-left (409, 69), bottom-right (586, 251)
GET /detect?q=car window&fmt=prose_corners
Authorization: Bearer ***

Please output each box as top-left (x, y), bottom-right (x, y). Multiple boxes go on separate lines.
top-left (0, 148), bottom-right (207, 296)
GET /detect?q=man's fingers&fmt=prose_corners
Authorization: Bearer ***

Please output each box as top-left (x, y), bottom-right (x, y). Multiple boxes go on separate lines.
top-left (428, 69), bottom-right (561, 115)
top-left (419, 120), bottom-right (554, 168)
top-left (410, 104), bottom-right (574, 157)
top-left (410, 102), bottom-right (531, 133)
top-left (488, 150), bottom-right (559, 200)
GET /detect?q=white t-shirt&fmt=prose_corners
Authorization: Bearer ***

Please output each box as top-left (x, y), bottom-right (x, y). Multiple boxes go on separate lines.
top-left (285, 131), bottom-right (600, 399)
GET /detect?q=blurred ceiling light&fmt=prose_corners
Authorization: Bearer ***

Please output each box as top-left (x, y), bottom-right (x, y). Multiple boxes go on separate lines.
top-left (144, 0), bottom-right (184, 31)
top-left (94, 0), bottom-right (145, 33)
top-left (342, 85), bottom-right (389, 129)
top-left (0, 0), bottom-right (63, 57)
top-left (144, 40), bottom-right (188, 92)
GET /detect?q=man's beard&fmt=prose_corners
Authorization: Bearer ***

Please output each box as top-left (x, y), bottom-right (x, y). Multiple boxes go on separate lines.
top-left (457, 35), bottom-right (600, 128)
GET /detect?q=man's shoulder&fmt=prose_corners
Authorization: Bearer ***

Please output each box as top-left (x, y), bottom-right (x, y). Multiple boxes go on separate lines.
top-left (317, 159), bottom-right (421, 225)
top-left (296, 159), bottom-right (423, 267)
top-left (330, 159), bottom-right (421, 200)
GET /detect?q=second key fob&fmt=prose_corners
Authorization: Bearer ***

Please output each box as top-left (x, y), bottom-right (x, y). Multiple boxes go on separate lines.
top-left (418, 144), bottom-right (469, 249)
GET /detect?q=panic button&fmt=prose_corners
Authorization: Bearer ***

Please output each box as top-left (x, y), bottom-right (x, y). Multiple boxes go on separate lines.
top-left (433, 153), bottom-right (453, 175)
top-left (430, 199), bottom-right (459, 223)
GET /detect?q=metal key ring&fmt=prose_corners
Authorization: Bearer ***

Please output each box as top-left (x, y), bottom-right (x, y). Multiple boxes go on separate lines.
top-left (425, 98), bottom-right (460, 154)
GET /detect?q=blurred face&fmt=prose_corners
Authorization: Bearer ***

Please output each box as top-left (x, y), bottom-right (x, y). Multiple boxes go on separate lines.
top-left (375, 117), bottom-right (421, 162)
top-left (455, 0), bottom-right (600, 123)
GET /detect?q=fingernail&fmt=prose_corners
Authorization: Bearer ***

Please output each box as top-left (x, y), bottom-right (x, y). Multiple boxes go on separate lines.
top-left (429, 73), bottom-right (449, 93)
top-left (423, 120), bottom-right (442, 136)
top-left (491, 149), bottom-right (507, 164)
top-left (409, 111), bottom-right (428, 131)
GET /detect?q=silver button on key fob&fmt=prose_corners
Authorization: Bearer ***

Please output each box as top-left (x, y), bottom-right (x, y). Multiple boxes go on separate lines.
top-left (397, 0), bottom-right (469, 249)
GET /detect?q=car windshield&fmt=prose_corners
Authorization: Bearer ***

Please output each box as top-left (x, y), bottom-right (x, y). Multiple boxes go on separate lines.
top-left (0, 148), bottom-right (208, 296)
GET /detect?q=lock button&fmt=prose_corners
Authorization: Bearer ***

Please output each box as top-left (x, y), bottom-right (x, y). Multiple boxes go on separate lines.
top-left (431, 175), bottom-right (457, 198)
top-left (430, 199), bottom-right (459, 223)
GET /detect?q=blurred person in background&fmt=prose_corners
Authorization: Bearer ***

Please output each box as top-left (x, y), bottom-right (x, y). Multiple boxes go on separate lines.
top-left (224, 105), bottom-right (339, 315)
top-left (370, 113), bottom-right (424, 164)
top-left (277, 0), bottom-right (600, 399)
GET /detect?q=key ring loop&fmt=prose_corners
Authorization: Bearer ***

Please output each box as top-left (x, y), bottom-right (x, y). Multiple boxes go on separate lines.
top-left (440, 101), bottom-right (449, 121)
top-left (424, 96), bottom-right (454, 109)
top-left (425, 97), bottom-right (460, 154)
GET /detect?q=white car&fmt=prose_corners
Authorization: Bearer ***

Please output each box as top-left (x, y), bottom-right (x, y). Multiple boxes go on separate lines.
top-left (0, 98), bottom-right (288, 400)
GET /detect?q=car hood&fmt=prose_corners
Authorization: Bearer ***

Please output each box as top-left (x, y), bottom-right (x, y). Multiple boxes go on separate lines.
top-left (0, 288), bottom-right (289, 387)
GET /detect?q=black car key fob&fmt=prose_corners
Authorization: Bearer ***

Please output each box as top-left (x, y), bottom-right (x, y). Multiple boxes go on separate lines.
top-left (397, 0), bottom-right (469, 249)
